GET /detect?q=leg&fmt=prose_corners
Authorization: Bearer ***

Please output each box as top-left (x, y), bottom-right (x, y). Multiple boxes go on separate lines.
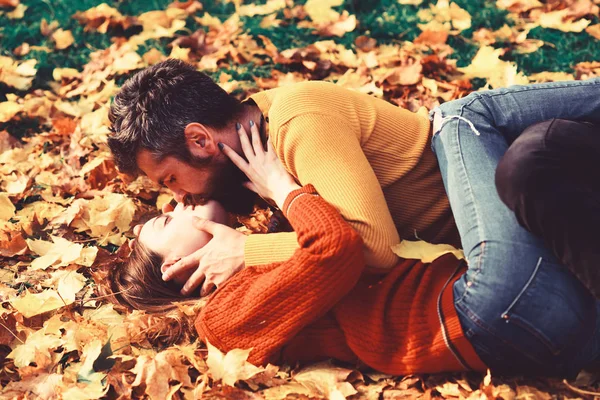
top-left (434, 77), bottom-right (600, 146)
top-left (496, 119), bottom-right (600, 297)
top-left (432, 94), bottom-right (599, 376)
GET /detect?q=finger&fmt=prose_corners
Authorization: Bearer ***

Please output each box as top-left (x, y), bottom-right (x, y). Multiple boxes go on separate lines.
top-left (181, 268), bottom-right (206, 296)
top-left (162, 256), bottom-right (196, 281)
top-left (266, 137), bottom-right (276, 155)
top-left (192, 216), bottom-right (220, 235)
top-left (249, 120), bottom-right (263, 157)
top-left (161, 200), bottom-right (176, 213)
top-left (200, 280), bottom-right (216, 297)
top-left (243, 181), bottom-right (259, 193)
top-left (237, 123), bottom-right (255, 160)
top-left (220, 143), bottom-right (251, 176)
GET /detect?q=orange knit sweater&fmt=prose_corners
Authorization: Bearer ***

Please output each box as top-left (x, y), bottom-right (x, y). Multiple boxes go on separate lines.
top-left (244, 81), bottom-right (460, 270)
top-left (195, 186), bottom-right (486, 374)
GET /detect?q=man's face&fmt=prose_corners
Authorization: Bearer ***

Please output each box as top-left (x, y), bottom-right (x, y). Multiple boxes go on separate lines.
top-left (136, 149), bottom-right (257, 214)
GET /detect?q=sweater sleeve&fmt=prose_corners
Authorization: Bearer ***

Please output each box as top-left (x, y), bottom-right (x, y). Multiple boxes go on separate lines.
top-left (278, 113), bottom-right (400, 268)
top-left (195, 185), bottom-right (365, 366)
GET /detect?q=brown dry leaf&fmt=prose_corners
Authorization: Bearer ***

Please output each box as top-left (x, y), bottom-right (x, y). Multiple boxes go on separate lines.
top-left (8, 325), bottom-right (64, 368)
top-left (0, 224), bottom-right (27, 257)
top-left (0, 192), bottom-right (15, 220)
top-left (496, 0), bottom-right (543, 13)
top-left (131, 349), bottom-right (193, 400)
top-left (74, 3), bottom-right (139, 34)
top-left (514, 38), bottom-right (545, 54)
top-left (382, 62), bottom-right (423, 86)
top-left (537, 9), bottom-right (591, 33)
top-left (418, 0), bottom-right (472, 34)
top-left (0, 56), bottom-right (37, 90)
top-left (586, 24), bottom-right (600, 40)
top-left (206, 341), bottom-right (263, 387)
top-left (293, 361), bottom-right (359, 399)
top-left (52, 29), bottom-right (75, 50)
top-left (317, 12), bottom-right (357, 37)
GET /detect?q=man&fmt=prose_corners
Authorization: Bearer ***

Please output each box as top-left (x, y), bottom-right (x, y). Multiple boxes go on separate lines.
top-left (108, 58), bottom-right (459, 295)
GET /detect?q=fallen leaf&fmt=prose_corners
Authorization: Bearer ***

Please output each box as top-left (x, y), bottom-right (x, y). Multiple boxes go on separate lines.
top-left (206, 341), bottom-right (263, 387)
top-left (52, 29), bottom-right (75, 50)
top-left (391, 239), bottom-right (464, 263)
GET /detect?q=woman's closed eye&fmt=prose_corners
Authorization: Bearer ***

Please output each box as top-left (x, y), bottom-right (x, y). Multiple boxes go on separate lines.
top-left (154, 214), bottom-right (172, 228)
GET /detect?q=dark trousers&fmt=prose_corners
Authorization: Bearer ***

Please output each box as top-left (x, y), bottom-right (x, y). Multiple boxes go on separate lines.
top-left (496, 118), bottom-right (600, 297)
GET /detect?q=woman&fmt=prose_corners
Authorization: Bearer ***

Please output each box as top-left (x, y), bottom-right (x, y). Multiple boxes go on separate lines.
top-left (111, 79), bottom-right (600, 377)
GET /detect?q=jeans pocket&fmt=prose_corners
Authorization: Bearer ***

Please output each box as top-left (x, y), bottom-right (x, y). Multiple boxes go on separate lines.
top-left (501, 257), bottom-right (595, 356)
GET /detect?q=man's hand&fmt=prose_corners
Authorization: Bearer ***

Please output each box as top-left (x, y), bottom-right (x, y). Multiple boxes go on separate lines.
top-left (162, 217), bottom-right (247, 296)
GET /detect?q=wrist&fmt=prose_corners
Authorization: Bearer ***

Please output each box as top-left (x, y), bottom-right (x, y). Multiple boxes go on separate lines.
top-left (274, 181), bottom-right (301, 210)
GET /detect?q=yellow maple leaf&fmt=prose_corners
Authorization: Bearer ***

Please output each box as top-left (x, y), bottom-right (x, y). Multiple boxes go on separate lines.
top-left (391, 239), bottom-right (465, 263)
top-left (26, 236), bottom-right (97, 270)
top-left (0, 193), bottom-right (15, 221)
top-left (8, 328), bottom-right (64, 367)
top-left (305, 0), bottom-right (344, 24)
top-left (52, 28), bottom-right (75, 50)
top-left (206, 341), bottom-right (263, 387)
top-left (539, 9), bottom-right (591, 33)
top-left (238, 0), bottom-right (285, 17)
top-left (458, 45), bottom-right (528, 88)
top-left (10, 289), bottom-right (67, 318)
top-left (0, 100), bottom-right (23, 123)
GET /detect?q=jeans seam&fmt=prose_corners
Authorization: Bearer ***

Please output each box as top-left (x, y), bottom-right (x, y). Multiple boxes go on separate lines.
top-left (455, 302), bottom-right (554, 368)
top-left (483, 78), bottom-right (600, 100)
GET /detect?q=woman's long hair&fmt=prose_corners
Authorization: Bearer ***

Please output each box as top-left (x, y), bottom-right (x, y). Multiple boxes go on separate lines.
top-left (107, 241), bottom-right (203, 347)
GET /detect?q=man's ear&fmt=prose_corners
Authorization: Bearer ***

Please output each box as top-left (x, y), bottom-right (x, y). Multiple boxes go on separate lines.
top-left (184, 123), bottom-right (217, 159)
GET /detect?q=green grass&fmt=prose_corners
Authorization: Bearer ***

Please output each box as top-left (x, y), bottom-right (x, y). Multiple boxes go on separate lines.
top-left (0, 0), bottom-right (598, 92)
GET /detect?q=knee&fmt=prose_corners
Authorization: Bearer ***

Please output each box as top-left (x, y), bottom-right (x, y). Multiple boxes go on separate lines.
top-left (495, 120), bottom-right (557, 211)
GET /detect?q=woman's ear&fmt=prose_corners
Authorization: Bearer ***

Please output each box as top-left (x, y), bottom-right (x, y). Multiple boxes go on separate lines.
top-left (160, 256), bottom-right (181, 274)
top-left (184, 123), bottom-right (217, 159)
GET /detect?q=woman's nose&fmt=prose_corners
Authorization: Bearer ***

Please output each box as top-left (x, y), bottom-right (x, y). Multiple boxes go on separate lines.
top-left (173, 190), bottom-right (187, 203)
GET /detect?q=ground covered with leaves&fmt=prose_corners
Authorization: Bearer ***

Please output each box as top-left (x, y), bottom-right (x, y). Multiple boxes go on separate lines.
top-left (1, 0), bottom-right (600, 398)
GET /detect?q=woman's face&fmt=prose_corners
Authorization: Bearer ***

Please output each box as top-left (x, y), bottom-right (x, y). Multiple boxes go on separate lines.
top-left (135, 201), bottom-right (229, 284)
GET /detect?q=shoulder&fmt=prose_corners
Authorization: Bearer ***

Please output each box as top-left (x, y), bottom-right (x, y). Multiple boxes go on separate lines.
top-left (268, 81), bottom-right (354, 126)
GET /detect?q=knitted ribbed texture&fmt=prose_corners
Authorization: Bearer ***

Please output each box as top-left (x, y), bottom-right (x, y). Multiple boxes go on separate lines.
top-left (244, 81), bottom-right (460, 270)
top-left (195, 188), bottom-right (486, 374)
top-left (196, 185), bottom-right (365, 364)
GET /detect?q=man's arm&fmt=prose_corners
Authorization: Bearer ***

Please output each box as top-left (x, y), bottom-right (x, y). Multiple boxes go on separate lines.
top-left (245, 113), bottom-right (400, 269)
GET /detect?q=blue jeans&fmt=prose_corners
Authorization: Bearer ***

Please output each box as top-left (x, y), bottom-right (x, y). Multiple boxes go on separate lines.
top-left (431, 78), bottom-right (600, 376)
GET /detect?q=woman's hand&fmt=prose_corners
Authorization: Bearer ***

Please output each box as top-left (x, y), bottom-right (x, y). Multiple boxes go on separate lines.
top-left (219, 121), bottom-right (301, 210)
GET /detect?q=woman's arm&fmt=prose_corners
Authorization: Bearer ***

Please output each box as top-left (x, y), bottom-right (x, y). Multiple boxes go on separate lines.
top-left (195, 184), bottom-right (365, 365)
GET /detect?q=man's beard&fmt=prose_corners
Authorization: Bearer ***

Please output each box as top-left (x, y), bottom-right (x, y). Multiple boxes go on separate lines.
top-left (189, 155), bottom-right (257, 215)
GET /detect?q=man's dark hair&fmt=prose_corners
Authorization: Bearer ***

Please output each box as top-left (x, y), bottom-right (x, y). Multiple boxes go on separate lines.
top-left (108, 59), bottom-right (243, 176)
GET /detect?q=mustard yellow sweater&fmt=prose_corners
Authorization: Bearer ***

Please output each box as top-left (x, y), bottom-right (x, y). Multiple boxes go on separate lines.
top-left (246, 81), bottom-right (459, 269)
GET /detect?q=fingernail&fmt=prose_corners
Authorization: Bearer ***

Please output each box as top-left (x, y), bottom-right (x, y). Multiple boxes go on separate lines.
top-left (236, 122), bottom-right (241, 130)
top-left (249, 120), bottom-right (254, 127)
top-left (218, 142), bottom-right (224, 150)
top-left (162, 273), bottom-right (169, 281)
